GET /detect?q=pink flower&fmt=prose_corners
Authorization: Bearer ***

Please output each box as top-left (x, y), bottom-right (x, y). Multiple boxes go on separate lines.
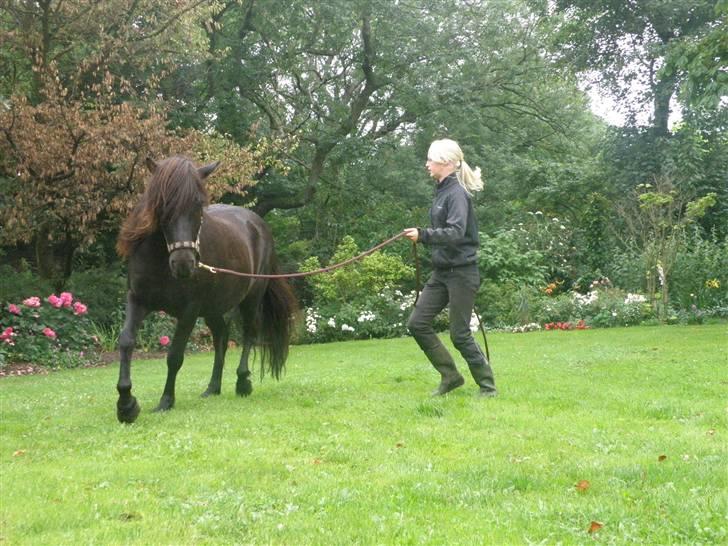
top-left (42, 327), bottom-right (56, 339)
top-left (23, 297), bottom-right (41, 308)
top-left (47, 294), bottom-right (63, 308)
top-left (159, 335), bottom-right (171, 347)
top-left (72, 302), bottom-right (88, 316)
top-left (1, 327), bottom-right (14, 345)
top-left (60, 292), bottom-right (73, 307)
top-left (8, 304), bottom-right (21, 315)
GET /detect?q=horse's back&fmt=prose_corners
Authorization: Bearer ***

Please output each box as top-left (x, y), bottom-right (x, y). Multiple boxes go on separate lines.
top-left (207, 203), bottom-right (265, 228)
top-left (202, 204), bottom-right (274, 274)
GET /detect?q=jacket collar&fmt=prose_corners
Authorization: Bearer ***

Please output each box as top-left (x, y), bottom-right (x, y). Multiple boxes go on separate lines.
top-left (436, 173), bottom-right (458, 192)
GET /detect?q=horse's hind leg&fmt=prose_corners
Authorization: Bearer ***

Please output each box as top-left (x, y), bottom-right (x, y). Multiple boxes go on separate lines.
top-left (154, 312), bottom-right (197, 413)
top-left (201, 314), bottom-right (229, 398)
top-left (235, 300), bottom-right (259, 396)
top-left (236, 340), bottom-right (254, 396)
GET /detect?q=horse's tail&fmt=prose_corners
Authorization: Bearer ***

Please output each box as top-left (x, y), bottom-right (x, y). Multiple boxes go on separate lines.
top-left (258, 268), bottom-right (298, 380)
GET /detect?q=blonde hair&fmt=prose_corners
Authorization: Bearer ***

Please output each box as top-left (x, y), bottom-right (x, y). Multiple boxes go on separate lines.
top-left (427, 138), bottom-right (483, 194)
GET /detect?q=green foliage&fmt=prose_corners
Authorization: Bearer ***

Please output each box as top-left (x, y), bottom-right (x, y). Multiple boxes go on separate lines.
top-left (580, 192), bottom-right (611, 273)
top-left (479, 231), bottom-right (548, 287)
top-left (0, 263), bottom-right (54, 303)
top-left (670, 229), bottom-right (728, 311)
top-left (301, 235), bottom-right (414, 306)
top-left (64, 268), bottom-right (127, 329)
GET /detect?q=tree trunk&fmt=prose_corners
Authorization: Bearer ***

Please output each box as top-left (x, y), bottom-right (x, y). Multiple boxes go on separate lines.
top-left (34, 226), bottom-right (74, 291)
top-left (652, 75), bottom-right (675, 138)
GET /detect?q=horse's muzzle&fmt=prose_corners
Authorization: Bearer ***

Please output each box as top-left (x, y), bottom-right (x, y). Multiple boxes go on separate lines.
top-left (169, 251), bottom-right (198, 279)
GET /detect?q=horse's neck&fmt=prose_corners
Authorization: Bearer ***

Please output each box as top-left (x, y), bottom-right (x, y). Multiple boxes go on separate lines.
top-left (131, 231), bottom-right (167, 265)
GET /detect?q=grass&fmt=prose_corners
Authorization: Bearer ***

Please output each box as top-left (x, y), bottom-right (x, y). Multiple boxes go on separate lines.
top-left (1, 324), bottom-right (726, 545)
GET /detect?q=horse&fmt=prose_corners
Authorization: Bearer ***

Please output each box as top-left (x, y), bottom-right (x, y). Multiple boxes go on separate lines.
top-left (114, 155), bottom-right (298, 423)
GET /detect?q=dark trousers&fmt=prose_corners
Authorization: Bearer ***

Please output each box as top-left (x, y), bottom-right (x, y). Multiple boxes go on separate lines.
top-left (407, 264), bottom-right (486, 366)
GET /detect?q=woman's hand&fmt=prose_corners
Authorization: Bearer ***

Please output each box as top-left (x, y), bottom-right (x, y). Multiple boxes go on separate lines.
top-left (403, 228), bottom-right (419, 242)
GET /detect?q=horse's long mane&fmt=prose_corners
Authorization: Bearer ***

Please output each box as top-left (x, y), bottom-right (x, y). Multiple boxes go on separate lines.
top-left (116, 156), bottom-right (209, 258)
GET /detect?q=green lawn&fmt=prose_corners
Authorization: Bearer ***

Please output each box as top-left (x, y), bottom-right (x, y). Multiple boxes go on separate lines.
top-left (1, 325), bottom-right (726, 545)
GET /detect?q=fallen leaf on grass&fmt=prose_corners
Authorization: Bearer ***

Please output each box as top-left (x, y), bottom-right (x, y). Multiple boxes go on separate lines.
top-left (707, 429), bottom-right (715, 436)
top-left (658, 455), bottom-right (667, 462)
top-left (588, 521), bottom-right (603, 533)
top-left (312, 458), bottom-right (322, 465)
top-left (575, 480), bottom-right (590, 492)
top-left (395, 442), bottom-right (405, 448)
top-left (12, 450), bottom-right (25, 457)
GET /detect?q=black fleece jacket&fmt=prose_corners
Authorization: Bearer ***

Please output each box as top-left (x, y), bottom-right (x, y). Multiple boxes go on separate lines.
top-left (418, 174), bottom-right (479, 269)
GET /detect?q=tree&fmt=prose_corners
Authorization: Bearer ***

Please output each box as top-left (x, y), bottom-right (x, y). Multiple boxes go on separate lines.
top-left (548, 0), bottom-right (721, 136)
top-left (0, 0), bottom-right (265, 286)
top-left (181, 0), bottom-right (599, 222)
top-left (618, 177), bottom-right (716, 318)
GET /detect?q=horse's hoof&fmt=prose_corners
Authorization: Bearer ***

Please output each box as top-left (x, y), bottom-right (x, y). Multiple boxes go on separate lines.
top-left (201, 388), bottom-right (220, 398)
top-left (117, 397), bottom-right (141, 424)
top-left (236, 378), bottom-right (253, 397)
top-left (153, 395), bottom-right (174, 413)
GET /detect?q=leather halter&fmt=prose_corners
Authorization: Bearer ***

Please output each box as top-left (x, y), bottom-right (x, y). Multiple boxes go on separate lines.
top-left (165, 215), bottom-right (203, 255)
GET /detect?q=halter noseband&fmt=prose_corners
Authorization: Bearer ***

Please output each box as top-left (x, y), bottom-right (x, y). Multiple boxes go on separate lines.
top-left (165, 214), bottom-right (203, 256)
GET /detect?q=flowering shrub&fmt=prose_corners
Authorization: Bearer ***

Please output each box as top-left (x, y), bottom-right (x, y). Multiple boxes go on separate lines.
top-left (0, 292), bottom-right (96, 368)
top-left (524, 281), bottom-right (655, 328)
top-left (297, 287), bottom-right (448, 344)
top-left (500, 323), bottom-right (542, 333)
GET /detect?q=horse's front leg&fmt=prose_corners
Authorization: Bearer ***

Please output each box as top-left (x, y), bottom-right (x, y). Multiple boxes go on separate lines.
top-left (201, 314), bottom-right (229, 398)
top-left (117, 293), bottom-right (149, 423)
top-left (154, 311), bottom-right (198, 413)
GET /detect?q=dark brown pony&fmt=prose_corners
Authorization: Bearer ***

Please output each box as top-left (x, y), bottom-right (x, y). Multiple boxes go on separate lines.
top-left (115, 156), bottom-right (297, 423)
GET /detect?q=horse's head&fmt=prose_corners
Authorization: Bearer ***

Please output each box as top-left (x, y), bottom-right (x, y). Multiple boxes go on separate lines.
top-left (145, 156), bottom-right (219, 279)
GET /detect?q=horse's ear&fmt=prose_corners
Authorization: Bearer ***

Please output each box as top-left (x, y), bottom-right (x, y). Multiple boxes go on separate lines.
top-left (145, 157), bottom-right (158, 174)
top-left (198, 161), bottom-right (220, 179)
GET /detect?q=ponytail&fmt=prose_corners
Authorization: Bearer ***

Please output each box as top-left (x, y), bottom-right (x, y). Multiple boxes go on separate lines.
top-left (457, 160), bottom-right (483, 195)
top-left (427, 138), bottom-right (484, 195)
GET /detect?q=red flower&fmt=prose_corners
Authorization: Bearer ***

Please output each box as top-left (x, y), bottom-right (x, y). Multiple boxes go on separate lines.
top-left (159, 335), bottom-right (171, 347)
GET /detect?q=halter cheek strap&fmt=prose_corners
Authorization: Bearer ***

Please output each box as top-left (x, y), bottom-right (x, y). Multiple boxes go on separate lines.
top-left (165, 215), bottom-right (203, 255)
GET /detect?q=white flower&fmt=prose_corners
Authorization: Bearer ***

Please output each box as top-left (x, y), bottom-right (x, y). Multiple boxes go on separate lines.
top-left (327, 317), bottom-right (337, 328)
top-left (469, 312), bottom-right (480, 332)
top-left (624, 293), bottom-right (646, 304)
top-left (573, 291), bottom-right (598, 306)
top-left (357, 311), bottom-right (376, 323)
top-left (305, 308), bottom-right (321, 334)
top-left (341, 324), bottom-right (354, 332)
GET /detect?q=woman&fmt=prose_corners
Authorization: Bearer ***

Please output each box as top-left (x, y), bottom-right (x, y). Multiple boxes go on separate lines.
top-left (404, 138), bottom-right (497, 397)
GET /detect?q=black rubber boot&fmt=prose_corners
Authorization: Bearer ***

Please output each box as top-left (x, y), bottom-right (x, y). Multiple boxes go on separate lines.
top-left (425, 345), bottom-right (465, 396)
top-left (468, 359), bottom-right (497, 397)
